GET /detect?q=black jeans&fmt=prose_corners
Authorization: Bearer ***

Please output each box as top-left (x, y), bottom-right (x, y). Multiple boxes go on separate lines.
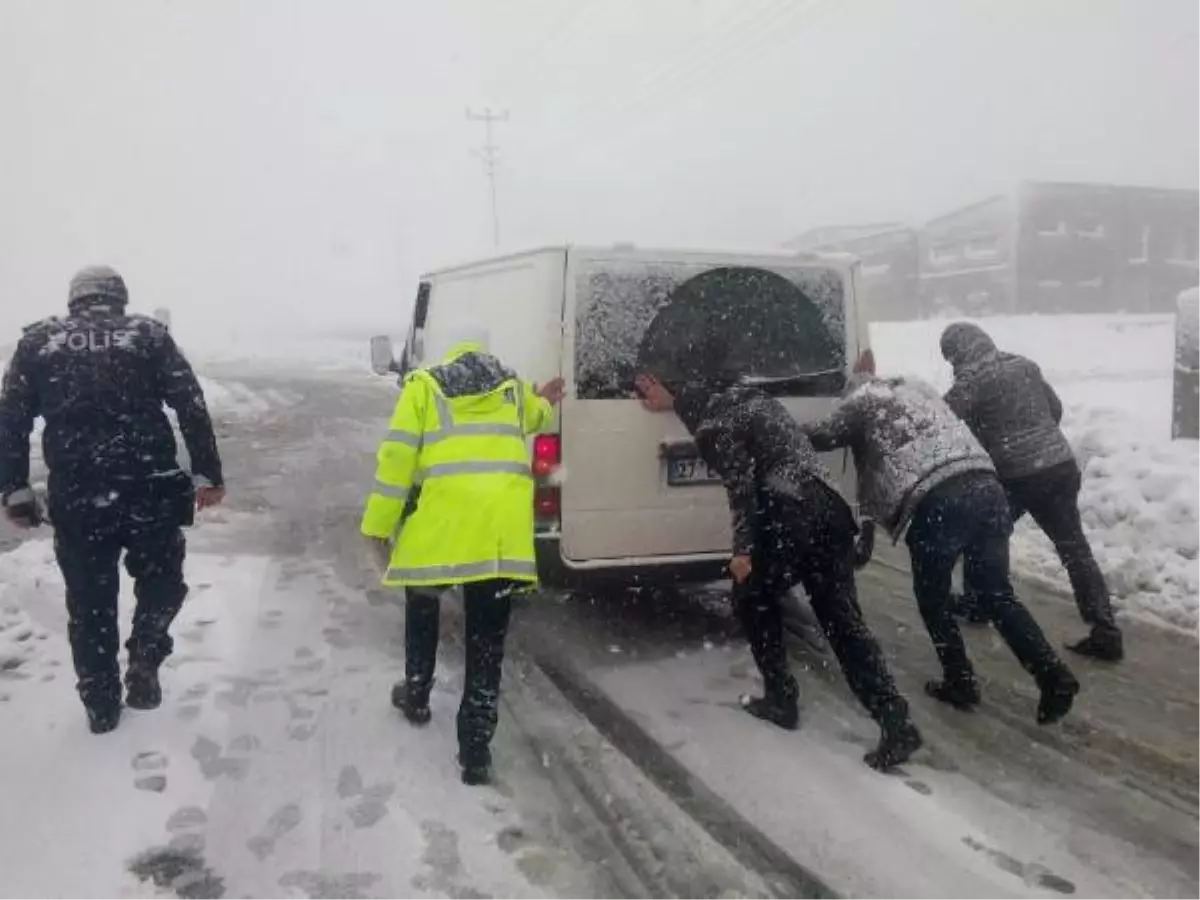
top-left (53, 515), bottom-right (188, 708)
top-left (404, 579), bottom-right (517, 768)
top-left (732, 481), bottom-right (906, 721)
top-left (906, 472), bottom-right (1063, 686)
top-left (963, 461), bottom-right (1115, 630)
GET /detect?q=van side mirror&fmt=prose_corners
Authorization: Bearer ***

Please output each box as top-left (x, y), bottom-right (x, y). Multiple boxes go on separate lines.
top-left (370, 335), bottom-right (398, 375)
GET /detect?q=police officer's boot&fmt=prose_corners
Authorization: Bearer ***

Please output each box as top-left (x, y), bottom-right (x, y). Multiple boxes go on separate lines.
top-left (125, 662), bottom-right (162, 710)
top-left (1036, 663), bottom-right (1080, 725)
top-left (924, 674), bottom-right (981, 710)
top-left (391, 678), bottom-right (432, 725)
top-left (79, 677), bottom-right (122, 735)
top-left (456, 751), bottom-right (491, 787)
top-left (1066, 624), bottom-right (1124, 662)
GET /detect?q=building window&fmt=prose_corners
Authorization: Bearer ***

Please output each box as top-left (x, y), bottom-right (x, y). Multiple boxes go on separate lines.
top-left (964, 238), bottom-right (999, 260)
top-left (1036, 220), bottom-right (1067, 237)
top-left (1129, 225), bottom-right (1150, 264)
top-left (928, 244), bottom-right (957, 265)
top-left (1037, 279), bottom-right (1064, 288)
top-left (1078, 277), bottom-right (1103, 288)
top-left (862, 262), bottom-right (891, 278)
top-left (1077, 220), bottom-right (1105, 239)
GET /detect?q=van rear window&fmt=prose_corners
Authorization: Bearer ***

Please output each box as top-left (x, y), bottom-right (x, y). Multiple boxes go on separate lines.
top-left (574, 261), bottom-right (846, 400)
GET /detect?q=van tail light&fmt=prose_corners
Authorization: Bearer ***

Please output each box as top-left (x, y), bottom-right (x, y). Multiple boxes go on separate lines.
top-left (532, 434), bottom-right (561, 523)
top-left (534, 486), bottom-right (560, 520)
top-left (532, 435), bottom-right (560, 479)
top-left (854, 348), bottom-right (876, 375)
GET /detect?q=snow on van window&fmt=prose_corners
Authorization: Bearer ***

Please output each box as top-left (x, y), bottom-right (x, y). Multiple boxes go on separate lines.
top-left (573, 260), bottom-right (846, 400)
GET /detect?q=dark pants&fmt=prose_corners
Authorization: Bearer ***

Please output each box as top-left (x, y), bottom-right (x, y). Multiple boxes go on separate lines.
top-left (907, 472), bottom-right (1064, 686)
top-left (53, 518), bottom-right (188, 709)
top-left (48, 473), bottom-right (193, 710)
top-left (733, 481), bottom-right (906, 721)
top-left (963, 461), bottom-right (1115, 631)
top-left (404, 579), bottom-right (516, 768)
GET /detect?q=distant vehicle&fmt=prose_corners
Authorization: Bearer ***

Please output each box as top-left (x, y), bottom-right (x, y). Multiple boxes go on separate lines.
top-left (1173, 286), bottom-right (1198, 440)
top-left (370, 244), bottom-right (872, 588)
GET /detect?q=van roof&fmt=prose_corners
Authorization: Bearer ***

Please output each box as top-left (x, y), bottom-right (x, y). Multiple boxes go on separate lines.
top-left (418, 243), bottom-right (861, 280)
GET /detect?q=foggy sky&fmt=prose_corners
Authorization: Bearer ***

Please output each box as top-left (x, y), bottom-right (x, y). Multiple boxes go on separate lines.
top-left (1, 0), bottom-right (1196, 342)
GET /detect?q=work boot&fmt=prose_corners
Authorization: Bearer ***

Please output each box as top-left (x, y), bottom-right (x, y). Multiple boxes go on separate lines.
top-left (79, 677), bottom-right (122, 734)
top-left (1036, 666), bottom-right (1080, 725)
top-left (924, 676), bottom-right (981, 711)
top-left (390, 681), bottom-right (431, 725)
top-left (864, 700), bottom-right (923, 771)
top-left (456, 752), bottom-right (491, 787)
top-left (1066, 625), bottom-right (1123, 662)
top-left (739, 693), bottom-right (800, 731)
top-left (125, 662), bottom-right (163, 710)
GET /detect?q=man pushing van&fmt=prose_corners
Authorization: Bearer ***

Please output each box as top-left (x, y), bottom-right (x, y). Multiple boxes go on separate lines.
top-left (635, 363), bottom-right (923, 772)
top-left (361, 325), bottom-right (564, 786)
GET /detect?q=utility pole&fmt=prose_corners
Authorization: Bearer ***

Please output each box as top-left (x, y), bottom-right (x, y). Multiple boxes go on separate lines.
top-left (466, 107), bottom-right (509, 248)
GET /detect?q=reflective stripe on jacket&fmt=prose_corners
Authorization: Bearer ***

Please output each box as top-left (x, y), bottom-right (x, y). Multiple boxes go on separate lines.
top-left (360, 342), bottom-right (554, 587)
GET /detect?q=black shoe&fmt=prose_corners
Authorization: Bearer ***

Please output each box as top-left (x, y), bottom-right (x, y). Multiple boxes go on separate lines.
top-left (1037, 668), bottom-right (1080, 725)
top-left (456, 752), bottom-right (491, 786)
top-left (865, 702), bottom-right (924, 771)
top-left (461, 763), bottom-right (491, 786)
top-left (1066, 626), bottom-right (1123, 662)
top-left (924, 678), bottom-right (981, 710)
top-left (125, 663), bottom-right (162, 710)
top-left (739, 693), bottom-right (800, 731)
top-left (390, 682), bottom-right (431, 725)
top-left (86, 703), bottom-right (122, 735)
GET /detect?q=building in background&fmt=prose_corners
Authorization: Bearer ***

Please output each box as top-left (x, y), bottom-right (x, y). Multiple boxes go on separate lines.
top-left (790, 182), bottom-right (1199, 321)
top-left (784, 223), bottom-right (921, 321)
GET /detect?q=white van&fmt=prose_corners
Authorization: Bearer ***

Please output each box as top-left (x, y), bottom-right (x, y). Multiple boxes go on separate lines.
top-left (370, 244), bottom-right (873, 588)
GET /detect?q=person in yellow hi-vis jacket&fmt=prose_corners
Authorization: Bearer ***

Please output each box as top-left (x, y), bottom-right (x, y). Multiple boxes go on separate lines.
top-left (361, 326), bottom-right (565, 786)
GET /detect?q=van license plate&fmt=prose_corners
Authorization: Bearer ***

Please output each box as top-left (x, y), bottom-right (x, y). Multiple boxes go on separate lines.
top-left (666, 457), bottom-right (720, 486)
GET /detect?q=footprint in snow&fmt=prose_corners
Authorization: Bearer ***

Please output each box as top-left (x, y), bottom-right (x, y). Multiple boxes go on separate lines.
top-left (133, 750), bottom-right (170, 793)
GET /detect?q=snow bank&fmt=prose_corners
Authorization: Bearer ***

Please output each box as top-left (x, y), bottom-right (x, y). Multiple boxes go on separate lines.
top-left (871, 314), bottom-right (1199, 633)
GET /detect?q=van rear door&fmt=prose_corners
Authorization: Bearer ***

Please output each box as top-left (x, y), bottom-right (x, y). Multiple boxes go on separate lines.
top-left (559, 251), bottom-right (856, 565)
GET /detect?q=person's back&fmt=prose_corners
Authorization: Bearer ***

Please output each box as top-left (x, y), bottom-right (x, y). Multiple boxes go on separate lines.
top-left (941, 323), bottom-right (1074, 480)
top-left (14, 306), bottom-right (196, 487)
top-left (687, 383), bottom-right (844, 508)
top-left (811, 375), bottom-right (994, 538)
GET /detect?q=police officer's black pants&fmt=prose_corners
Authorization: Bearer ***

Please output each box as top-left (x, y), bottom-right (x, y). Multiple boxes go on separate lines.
top-left (733, 483), bottom-right (906, 721)
top-left (907, 472), bottom-right (1063, 687)
top-left (961, 461), bottom-right (1116, 631)
top-left (53, 519), bottom-right (188, 710)
top-left (404, 579), bottom-right (516, 768)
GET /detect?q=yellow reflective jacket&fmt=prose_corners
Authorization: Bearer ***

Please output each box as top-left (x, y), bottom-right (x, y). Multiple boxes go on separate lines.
top-left (360, 341), bottom-right (554, 588)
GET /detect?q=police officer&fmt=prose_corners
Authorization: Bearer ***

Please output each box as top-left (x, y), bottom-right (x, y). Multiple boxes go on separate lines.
top-left (361, 326), bottom-right (564, 786)
top-left (0, 266), bottom-right (225, 734)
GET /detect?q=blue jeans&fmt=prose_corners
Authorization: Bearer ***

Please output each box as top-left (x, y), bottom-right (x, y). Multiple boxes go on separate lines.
top-left (905, 472), bottom-right (1063, 686)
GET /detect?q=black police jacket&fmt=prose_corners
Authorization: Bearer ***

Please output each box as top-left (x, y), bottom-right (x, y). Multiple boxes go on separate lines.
top-left (0, 303), bottom-right (223, 499)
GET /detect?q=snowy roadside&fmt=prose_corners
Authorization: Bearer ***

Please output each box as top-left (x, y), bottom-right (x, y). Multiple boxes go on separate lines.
top-left (872, 314), bottom-right (1199, 634)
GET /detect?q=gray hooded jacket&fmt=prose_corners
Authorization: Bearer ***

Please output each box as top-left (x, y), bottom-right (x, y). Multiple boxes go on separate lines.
top-left (940, 323), bottom-right (1075, 480)
top-left (804, 375), bottom-right (995, 541)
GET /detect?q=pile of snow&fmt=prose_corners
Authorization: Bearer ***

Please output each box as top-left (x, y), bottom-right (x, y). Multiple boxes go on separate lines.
top-left (872, 314), bottom-right (1199, 633)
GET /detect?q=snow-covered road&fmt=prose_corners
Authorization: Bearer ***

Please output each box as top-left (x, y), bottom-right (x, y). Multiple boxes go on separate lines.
top-left (0, 353), bottom-right (1196, 898)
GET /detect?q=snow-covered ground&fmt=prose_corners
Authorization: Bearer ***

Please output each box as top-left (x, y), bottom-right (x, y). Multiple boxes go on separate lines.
top-left (0, 520), bottom-right (581, 898)
top-left (872, 314), bottom-right (1199, 633)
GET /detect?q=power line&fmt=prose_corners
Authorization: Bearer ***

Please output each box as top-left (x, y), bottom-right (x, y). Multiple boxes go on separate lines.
top-left (466, 107), bottom-right (509, 248)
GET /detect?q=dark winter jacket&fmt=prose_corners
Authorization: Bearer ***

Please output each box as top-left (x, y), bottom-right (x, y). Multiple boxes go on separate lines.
top-left (0, 303), bottom-right (223, 499)
top-left (673, 382), bottom-right (851, 557)
top-left (940, 323), bottom-right (1076, 480)
top-left (804, 375), bottom-right (995, 541)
